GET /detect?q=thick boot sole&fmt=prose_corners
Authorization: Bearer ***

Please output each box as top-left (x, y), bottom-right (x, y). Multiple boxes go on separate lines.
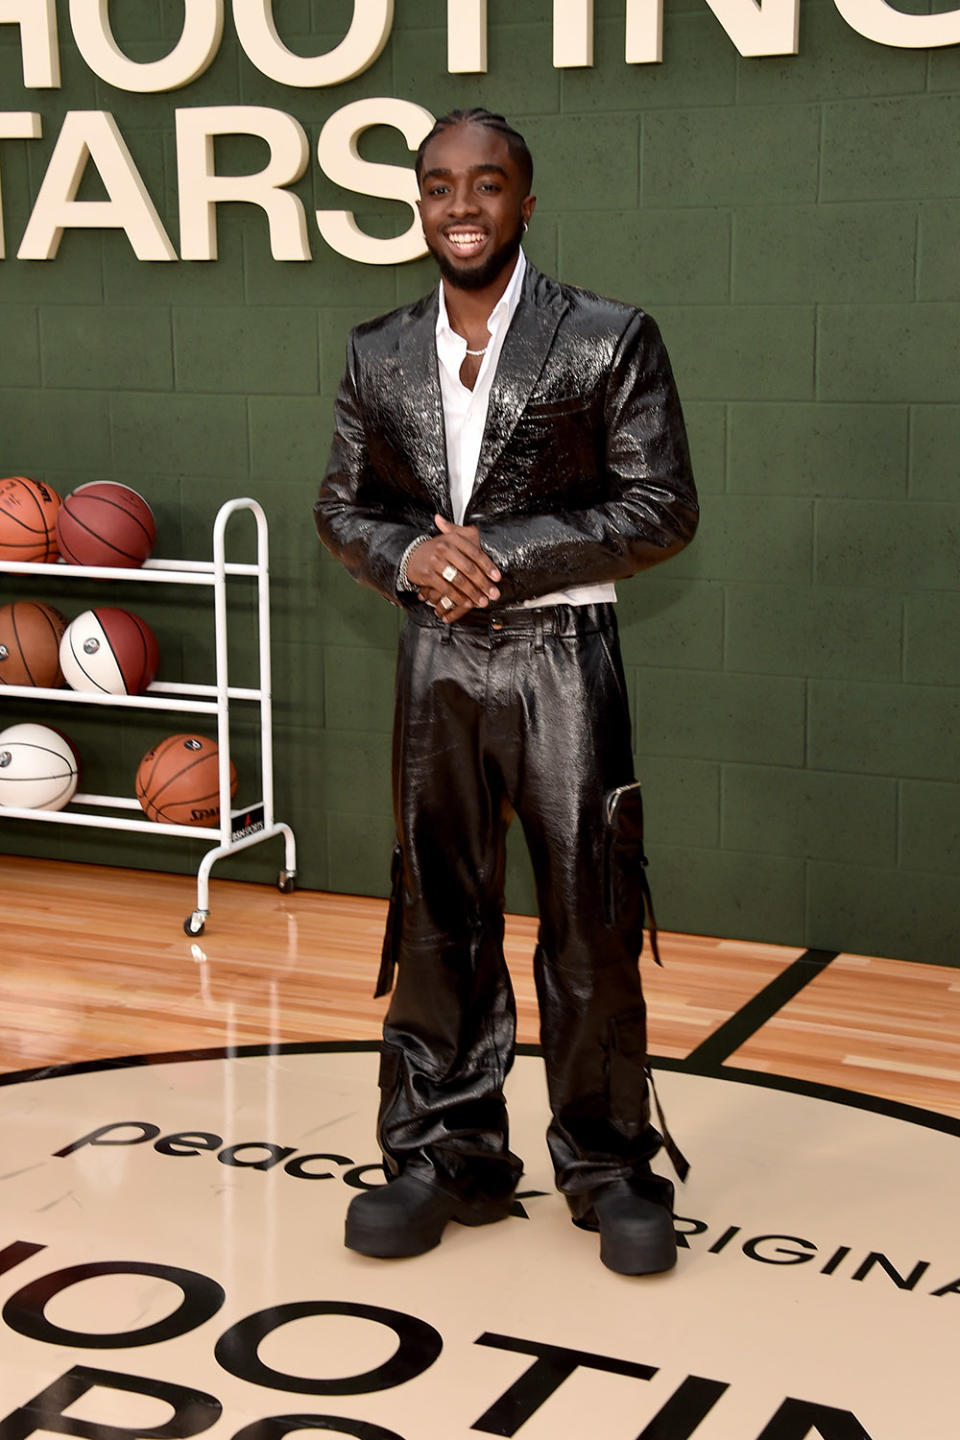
top-left (599, 1226), bottom-right (677, 1276)
top-left (344, 1216), bottom-right (445, 1259)
top-left (572, 1178), bottom-right (678, 1276)
top-left (345, 1194), bottom-right (514, 1259)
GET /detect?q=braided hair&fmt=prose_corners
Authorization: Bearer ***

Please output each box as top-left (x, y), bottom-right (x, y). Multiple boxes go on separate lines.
top-left (415, 108), bottom-right (533, 192)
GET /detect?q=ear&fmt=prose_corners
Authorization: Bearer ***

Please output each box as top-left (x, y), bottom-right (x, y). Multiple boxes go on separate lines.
top-left (522, 194), bottom-right (537, 226)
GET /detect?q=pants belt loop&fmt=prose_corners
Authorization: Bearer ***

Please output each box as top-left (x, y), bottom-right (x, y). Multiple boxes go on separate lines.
top-left (533, 610), bottom-right (545, 653)
top-left (439, 619), bottom-right (453, 645)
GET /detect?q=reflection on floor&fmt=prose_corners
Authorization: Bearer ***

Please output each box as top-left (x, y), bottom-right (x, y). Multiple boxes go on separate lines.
top-left (3, 854), bottom-right (959, 1118)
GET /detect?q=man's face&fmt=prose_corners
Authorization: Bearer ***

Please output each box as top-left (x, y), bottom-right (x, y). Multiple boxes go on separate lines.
top-left (417, 122), bottom-right (536, 292)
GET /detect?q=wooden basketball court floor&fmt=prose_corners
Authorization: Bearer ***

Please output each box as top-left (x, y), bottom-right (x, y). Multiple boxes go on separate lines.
top-left (2, 852), bottom-right (960, 1439)
top-left (2, 852), bottom-right (958, 1120)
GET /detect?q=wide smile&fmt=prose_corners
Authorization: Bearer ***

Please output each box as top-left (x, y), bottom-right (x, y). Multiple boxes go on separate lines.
top-left (443, 228), bottom-right (489, 259)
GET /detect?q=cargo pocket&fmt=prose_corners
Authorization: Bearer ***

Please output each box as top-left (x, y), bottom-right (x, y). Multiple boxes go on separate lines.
top-left (374, 841), bottom-right (403, 998)
top-left (603, 782), bottom-right (661, 965)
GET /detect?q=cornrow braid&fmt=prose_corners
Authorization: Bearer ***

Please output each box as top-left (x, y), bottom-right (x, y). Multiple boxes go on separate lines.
top-left (415, 108), bottom-right (534, 192)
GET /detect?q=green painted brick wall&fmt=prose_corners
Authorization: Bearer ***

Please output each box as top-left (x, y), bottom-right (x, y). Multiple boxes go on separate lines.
top-left (1, 0), bottom-right (958, 965)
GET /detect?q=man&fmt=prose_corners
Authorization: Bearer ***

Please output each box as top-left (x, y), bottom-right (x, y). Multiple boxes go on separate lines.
top-left (315, 108), bottom-right (698, 1275)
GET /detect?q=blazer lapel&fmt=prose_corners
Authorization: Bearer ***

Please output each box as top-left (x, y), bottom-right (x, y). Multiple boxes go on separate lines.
top-left (398, 293), bottom-right (451, 518)
top-left (469, 265), bottom-right (567, 505)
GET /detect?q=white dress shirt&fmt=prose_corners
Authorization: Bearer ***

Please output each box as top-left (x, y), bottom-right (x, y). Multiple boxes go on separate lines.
top-left (435, 250), bottom-right (615, 610)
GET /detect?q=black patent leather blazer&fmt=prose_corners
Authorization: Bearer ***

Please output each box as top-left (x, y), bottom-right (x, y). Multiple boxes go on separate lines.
top-left (314, 262), bottom-right (698, 608)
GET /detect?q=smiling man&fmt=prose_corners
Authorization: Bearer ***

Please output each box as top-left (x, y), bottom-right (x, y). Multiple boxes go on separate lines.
top-left (315, 108), bottom-right (698, 1275)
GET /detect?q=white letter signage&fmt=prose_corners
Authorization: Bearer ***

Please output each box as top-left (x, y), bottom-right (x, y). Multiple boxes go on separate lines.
top-left (18, 110), bottom-right (175, 259)
top-left (833, 0), bottom-right (960, 48)
top-left (316, 98), bottom-right (434, 266)
top-left (448, 0), bottom-right (488, 73)
top-left (0, 112), bottom-right (41, 258)
top-left (232, 0), bottom-right (394, 86)
top-left (177, 105), bottom-right (310, 260)
top-left (68, 0), bottom-right (224, 93)
top-left (0, 0), bottom-right (60, 88)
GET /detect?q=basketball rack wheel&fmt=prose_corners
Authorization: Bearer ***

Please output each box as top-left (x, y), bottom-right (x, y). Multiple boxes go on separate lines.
top-left (184, 823), bottom-right (297, 937)
top-left (182, 864), bottom-right (294, 935)
top-left (184, 909), bottom-right (208, 937)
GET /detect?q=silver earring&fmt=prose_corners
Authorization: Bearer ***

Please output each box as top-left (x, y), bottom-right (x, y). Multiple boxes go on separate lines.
top-left (522, 221), bottom-right (528, 232)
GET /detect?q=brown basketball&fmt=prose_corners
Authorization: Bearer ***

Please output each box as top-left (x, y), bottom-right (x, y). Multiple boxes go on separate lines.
top-left (56, 482), bottom-right (155, 568)
top-left (0, 476), bottom-right (61, 562)
top-left (0, 601), bottom-right (68, 688)
top-left (136, 734), bottom-right (237, 827)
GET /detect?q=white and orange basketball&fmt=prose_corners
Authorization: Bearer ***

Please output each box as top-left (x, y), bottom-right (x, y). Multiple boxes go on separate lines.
top-left (60, 608), bottom-right (159, 696)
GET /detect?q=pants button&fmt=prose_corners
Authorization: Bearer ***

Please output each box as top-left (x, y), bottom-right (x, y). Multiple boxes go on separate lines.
top-left (491, 620), bottom-right (503, 631)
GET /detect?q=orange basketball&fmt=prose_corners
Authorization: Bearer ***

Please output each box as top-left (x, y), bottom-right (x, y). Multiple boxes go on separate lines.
top-left (0, 476), bottom-right (61, 562)
top-left (0, 601), bottom-right (68, 688)
top-left (136, 734), bottom-right (237, 827)
top-left (56, 482), bottom-right (155, 568)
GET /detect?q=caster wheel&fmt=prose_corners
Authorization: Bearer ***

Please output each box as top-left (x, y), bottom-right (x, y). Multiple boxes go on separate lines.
top-left (184, 912), bottom-right (206, 937)
top-left (277, 871), bottom-right (296, 895)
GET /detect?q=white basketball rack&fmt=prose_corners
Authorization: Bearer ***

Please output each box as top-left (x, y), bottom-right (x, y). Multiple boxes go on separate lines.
top-left (0, 497), bottom-right (296, 935)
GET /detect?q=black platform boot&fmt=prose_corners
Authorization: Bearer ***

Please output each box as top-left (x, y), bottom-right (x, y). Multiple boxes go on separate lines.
top-left (345, 1172), bottom-right (516, 1258)
top-left (572, 1173), bottom-right (677, 1275)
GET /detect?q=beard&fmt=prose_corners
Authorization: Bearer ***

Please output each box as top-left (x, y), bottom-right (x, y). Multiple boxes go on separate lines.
top-left (426, 217), bottom-right (525, 291)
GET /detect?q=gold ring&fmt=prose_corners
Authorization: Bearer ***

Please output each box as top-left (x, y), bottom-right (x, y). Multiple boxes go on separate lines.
top-left (441, 563), bottom-right (458, 583)
top-left (440, 595), bottom-right (454, 611)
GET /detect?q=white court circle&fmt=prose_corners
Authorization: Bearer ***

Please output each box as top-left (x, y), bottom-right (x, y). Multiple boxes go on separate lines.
top-left (0, 1046), bottom-right (957, 1438)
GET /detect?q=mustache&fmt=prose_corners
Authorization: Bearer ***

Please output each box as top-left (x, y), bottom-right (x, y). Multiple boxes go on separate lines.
top-left (426, 219), bottom-right (525, 292)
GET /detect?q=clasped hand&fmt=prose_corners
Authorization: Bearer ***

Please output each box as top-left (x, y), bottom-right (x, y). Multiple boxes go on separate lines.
top-left (408, 514), bottom-right (502, 623)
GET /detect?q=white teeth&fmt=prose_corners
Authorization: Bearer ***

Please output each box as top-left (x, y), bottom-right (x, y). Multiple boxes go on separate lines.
top-left (448, 232), bottom-right (485, 247)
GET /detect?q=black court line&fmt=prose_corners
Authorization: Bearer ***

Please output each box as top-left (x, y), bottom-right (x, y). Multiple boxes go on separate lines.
top-left (652, 1054), bottom-right (960, 1140)
top-left (681, 947), bottom-right (839, 1071)
top-left (2, 1035), bottom-right (959, 1140)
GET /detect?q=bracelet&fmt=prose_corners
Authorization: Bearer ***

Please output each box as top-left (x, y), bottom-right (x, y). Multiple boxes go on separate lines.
top-left (397, 534), bottom-right (431, 592)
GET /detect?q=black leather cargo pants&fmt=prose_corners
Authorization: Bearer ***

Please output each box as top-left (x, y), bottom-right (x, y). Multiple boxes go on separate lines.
top-left (375, 602), bottom-right (661, 1211)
